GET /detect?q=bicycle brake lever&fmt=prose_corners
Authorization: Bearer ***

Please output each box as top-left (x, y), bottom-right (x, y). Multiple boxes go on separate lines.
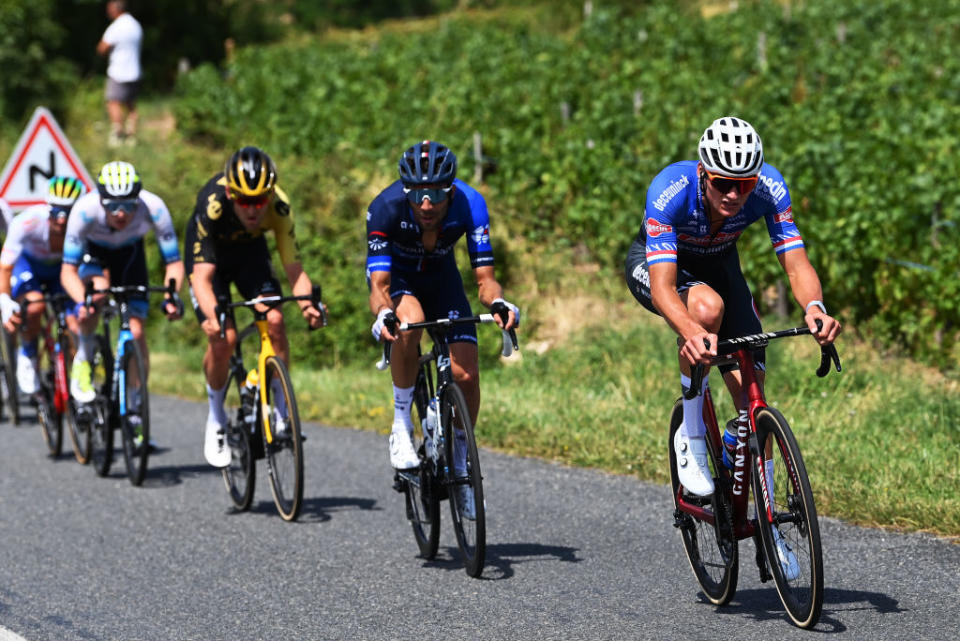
top-left (684, 364), bottom-right (705, 399)
top-left (500, 329), bottom-right (518, 357)
top-left (376, 342), bottom-right (392, 370)
top-left (816, 343), bottom-right (842, 378)
top-left (215, 294), bottom-right (229, 339)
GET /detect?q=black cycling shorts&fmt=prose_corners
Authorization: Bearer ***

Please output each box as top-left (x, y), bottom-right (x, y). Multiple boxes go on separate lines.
top-left (624, 238), bottom-right (764, 372)
top-left (184, 216), bottom-right (281, 323)
top-left (376, 265), bottom-right (477, 345)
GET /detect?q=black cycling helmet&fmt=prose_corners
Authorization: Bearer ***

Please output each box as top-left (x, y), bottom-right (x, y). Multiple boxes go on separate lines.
top-left (225, 146), bottom-right (277, 198)
top-left (398, 140), bottom-right (457, 186)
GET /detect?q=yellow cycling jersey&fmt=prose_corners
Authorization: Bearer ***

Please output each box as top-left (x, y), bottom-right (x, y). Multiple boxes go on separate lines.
top-left (191, 173), bottom-right (301, 266)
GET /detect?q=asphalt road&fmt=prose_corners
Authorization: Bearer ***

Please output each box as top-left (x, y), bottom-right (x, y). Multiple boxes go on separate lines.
top-left (1, 395), bottom-right (958, 640)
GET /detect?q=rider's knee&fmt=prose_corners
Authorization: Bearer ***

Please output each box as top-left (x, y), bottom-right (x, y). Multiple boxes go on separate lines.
top-left (689, 292), bottom-right (725, 329)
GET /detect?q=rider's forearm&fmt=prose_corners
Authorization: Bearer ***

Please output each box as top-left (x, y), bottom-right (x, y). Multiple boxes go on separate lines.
top-left (368, 272), bottom-right (393, 315)
top-left (651, 284), bottom-right (706, 341)
top-left (473, 266), bottom-right (503, 308)
top-left (0, 264), bottom-right (13, 297)
top-left (164, 260), bottom-right (185, 292)
top-left (60, 264), bottom-right (85, 304)
top-left (783, 252), bottom-right (824, 312)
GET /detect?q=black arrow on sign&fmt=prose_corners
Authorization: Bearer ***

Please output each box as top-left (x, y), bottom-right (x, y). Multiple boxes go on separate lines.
top-left (29, 151), bottom-right (56, 190)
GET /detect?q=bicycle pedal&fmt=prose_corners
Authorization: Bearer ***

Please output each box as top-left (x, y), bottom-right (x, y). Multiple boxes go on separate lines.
top-left (392, 473), bottom-right (407, 493)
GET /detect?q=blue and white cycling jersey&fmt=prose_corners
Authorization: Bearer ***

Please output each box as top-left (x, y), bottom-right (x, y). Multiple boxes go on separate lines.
top-left (365, 178), bottom-right (494, 277)
top-left (641, 161), bottom-right (804, 266)
top-left (63, 189), bottom-right (181, 266)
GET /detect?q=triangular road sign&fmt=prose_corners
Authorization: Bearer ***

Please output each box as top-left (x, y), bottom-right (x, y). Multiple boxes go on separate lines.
top-left (0, 106), bottom-right (95, 212)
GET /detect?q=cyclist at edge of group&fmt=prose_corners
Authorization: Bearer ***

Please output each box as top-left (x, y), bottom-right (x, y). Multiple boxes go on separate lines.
top-left (61, 161), bottom-right (184, 407)
top-left (366, 140), bottom-right (519, 513)
top-left (186, 146), bottom-right (326, 468)
top-left (0, 177), bottom-right (86, 395)
top-left (624, 116), bottom-right (841, 499)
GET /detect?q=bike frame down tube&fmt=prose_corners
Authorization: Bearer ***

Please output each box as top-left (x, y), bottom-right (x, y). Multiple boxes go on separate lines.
top-left (254, 316), bottom-right (277, 444)
top-left (114, 304), bottom-right (135, 419)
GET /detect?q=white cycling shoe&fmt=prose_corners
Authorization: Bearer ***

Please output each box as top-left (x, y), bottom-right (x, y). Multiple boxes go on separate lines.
top-left (389, 429), bottom-right (419, 469)
top-left (674, 428), bottom-right (715, 497)
top-left (204, 414), bottom-right (231, 468)
top-left (773, 527), bottom-right (801, 581)
top-left (16, 355), bottom-right (39, 395)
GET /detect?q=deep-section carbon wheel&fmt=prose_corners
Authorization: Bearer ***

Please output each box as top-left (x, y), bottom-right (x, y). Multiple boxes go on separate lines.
top-left (751, 407), bottom-right (823, 628)
top-left (119, 340), bottom-right (150, 486)
top-left (221, 370), bottom-right (255, 511)
top-left (89, 335), bottom-right (114, 477)
top-left (1, 327), bottom-right (20, 425)
top-left (668, 398), bottom-right (739, 605)
top-left (443, 383), bottom-right (486, 577)
top-left (263, 356), bottom-right (303, 521)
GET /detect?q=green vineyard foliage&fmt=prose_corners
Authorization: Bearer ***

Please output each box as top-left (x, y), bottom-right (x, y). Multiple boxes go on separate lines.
top-left (173, 0), bottom-right (960, 365)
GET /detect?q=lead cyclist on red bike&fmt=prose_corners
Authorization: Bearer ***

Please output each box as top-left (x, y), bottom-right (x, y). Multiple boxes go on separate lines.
top-left (624, 116), bottom-right (841, 507)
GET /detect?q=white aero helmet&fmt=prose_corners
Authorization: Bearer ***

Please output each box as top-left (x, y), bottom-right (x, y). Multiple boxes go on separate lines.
top-left (698, 116), bottom-right (764, 178)
top-left (97, 161), bottom-right (142, 199)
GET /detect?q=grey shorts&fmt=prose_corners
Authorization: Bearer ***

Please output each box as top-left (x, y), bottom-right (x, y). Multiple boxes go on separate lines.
top-left (105, 78), bottom-right (140, 103)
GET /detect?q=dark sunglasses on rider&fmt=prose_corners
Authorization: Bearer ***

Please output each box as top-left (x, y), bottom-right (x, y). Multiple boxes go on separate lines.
top-left (49, 206), bottom-right (70, 221)
top-left (403, 185), bottom-right (452, 205)
top-left (232, 193), bottom-right (271, 207)
top-left (705, 171), bottom-right (759, 196)
top-left (102, 198), bottom-right (138, 213)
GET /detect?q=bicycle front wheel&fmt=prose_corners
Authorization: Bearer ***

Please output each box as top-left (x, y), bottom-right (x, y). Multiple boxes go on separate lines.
top-left (668, 398), bottom-right (739, 605)
top-left (405, 379), bottom-right (439, 558)
top-left (750, 407), bottom-right (823, 628)
top-left (120, 340), bottom-right (150, 486)
top-left (221, 369), bottom-right (255, 511)
top-left (61, 333), bottom-right (90, 464)
top-left (1, 327), bottom-right (20, 425)
top-left (37, 387), bottom-right (63, 457)
top-left (443, 383), bottom-right (486, 577)
top-left (89, 335), bottom-right (114, 477)
top-left (263, 356), bottom-right (303, 521)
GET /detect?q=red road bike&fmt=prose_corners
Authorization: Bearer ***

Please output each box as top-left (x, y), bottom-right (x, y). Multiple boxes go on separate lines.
top-left (668, 322), bottom-right (841, 628)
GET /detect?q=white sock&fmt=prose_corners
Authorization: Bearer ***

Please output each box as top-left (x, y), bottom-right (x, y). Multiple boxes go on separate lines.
top-left (680, 374), bottom-right (708, 438)
top-left (392, 384), bottom-right (415, 433)
top-left (206, 383), bottom-right (227, 424)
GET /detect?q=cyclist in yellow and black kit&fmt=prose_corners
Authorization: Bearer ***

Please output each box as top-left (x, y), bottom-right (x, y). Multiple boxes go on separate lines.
top-left (185, 146), bottom-right (325, 467)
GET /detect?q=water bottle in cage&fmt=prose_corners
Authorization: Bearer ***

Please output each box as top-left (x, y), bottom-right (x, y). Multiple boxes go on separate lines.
top-left (422, 398), bottom-right (439, 460)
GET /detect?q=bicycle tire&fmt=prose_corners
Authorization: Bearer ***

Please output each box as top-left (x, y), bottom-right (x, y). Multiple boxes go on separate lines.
top-left (62, 333), bottom-right (91, 464)
top-left (443, 382), bottom-right (486, 577)
top-left (37, 373), bottom-right (63, 457)
top-left (89, 335), bottom-right (114, 477)
top-left (405, 376), bottom-right (440, 558)
top-left (750, 407), bottom-right (823, 628)
top-left (119, 340), bottom-right (150, 486)
top-left (1, 327), bottom-right (20, 425)
top-left (263, 356), bottom-right (303, 521)
top-left (668, 398), bottom-right (739, 605)
top-left (221, 369), bottom-right (255, 511)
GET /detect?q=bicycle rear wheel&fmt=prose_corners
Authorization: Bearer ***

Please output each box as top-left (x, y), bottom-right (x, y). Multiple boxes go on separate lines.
top-left (263, 356), bottom-right (303, 521)
top-left (89, 335), bottom-right (114, 477)
top-left (120, 340), bottom-right (150, 486)
top-left (1, 327), bottom-right (20, 425)
top-left (443, 383), bottom-right (486, 577)
top-left (668, 398), bottom-right (739, 605)
top-left (750, 407), bottom-right (823, 628)
top-left (405, 379), bottom-right (439, 558)
top-left (221, 369), bottom-right (255, 511)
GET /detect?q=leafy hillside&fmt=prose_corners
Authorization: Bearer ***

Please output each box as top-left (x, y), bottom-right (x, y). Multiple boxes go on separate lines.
top-left (173, 0), bottom-right (960, 365)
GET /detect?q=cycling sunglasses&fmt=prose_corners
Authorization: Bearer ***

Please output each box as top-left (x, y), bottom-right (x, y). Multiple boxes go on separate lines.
top-left (705, 171), bottom-right (759, 196)
top-left (403, 185), bottom-right (452, 205)
top-left (233, 194), bottom-right (271, 207)
top-left (49, 206), bottom-right (70, 221)
top-left (102, 198), bottom-right (138, 213)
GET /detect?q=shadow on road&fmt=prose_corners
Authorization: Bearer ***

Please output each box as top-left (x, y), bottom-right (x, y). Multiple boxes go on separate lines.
top-left (710, 585), bottom-right (905, 632)
top-left (418, 542), bottom-right (581, 579)
top-left (244, 495), bottom-right (381, 524)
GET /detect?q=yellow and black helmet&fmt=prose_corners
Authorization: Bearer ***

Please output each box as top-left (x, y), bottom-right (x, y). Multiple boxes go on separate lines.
top-left (46, 175), bottom-right (86, 207)
top-left (224, 146), bottom-right (277, 198)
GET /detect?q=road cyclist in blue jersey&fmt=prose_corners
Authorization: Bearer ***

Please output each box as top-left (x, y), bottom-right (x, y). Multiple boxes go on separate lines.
top-left (367, 140), bottom-right (520, 512)
top-left (60, 161), bottom-right (183, 411)
top-left (0, 177), bottom-right (86, 395)
top-left (624, 116), bottom-right (841, 572)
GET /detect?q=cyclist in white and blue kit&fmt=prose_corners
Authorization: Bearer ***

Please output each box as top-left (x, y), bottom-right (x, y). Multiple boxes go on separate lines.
top-left (0, 177), bottom-right (85, 394)
top-left (61, 161), bottom-right (183, 404)
top-left (367, 141), bottom-right (519, 514)
top-left (625, 116), bottom-right (841, 577)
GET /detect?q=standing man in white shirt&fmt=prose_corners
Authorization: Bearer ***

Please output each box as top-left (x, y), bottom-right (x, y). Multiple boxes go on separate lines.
top-left (96, 0), bottom-right (142, 148)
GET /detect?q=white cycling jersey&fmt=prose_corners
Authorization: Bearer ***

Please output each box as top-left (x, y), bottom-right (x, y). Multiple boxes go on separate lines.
top-left (0, 205), bottom-right (61, 266)
top-left (63, 190), bottom-right (181, 266)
